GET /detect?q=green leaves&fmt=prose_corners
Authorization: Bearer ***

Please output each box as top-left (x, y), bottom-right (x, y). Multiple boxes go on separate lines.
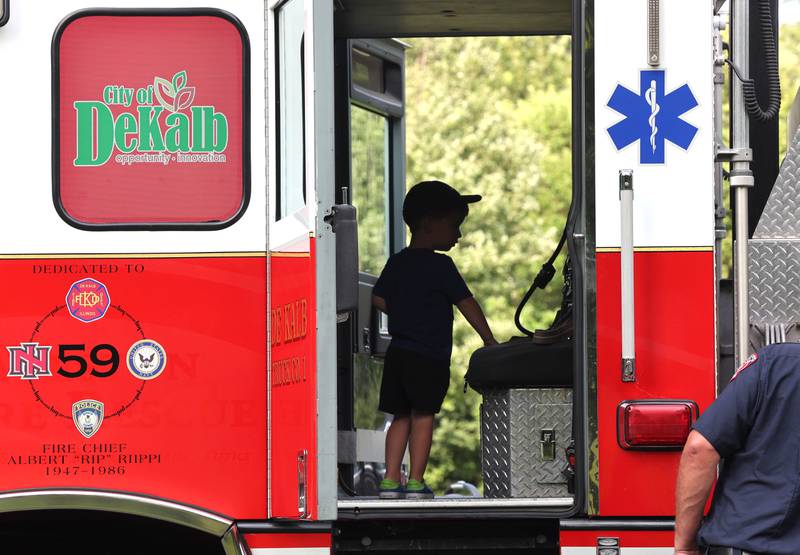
top-left (174, 87), bottom-right (196, 112)
top-left (172, 70), bottom-right (188, 92)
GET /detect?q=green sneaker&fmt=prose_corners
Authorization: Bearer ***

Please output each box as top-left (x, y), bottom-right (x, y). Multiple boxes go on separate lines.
top-left (405, 479), bottom-right (434, 499)
top-left (379, 478), bottom-right (404, 499)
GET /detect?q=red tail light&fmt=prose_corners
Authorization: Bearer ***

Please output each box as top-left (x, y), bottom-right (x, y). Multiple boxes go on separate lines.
top-left (617, 400), bottom-right (699, 450)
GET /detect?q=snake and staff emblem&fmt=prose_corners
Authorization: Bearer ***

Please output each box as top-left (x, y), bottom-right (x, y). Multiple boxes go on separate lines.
top-left (645, 79), bottom-right (659, 154)
top-left (607, 70), bottom-right (699, 165)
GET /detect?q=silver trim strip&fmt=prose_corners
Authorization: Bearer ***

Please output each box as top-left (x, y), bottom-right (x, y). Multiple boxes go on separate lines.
top-left (338, 497), bottom-right (574, 510)
top-left (312, 0), bottom-right (339, 521)
top-left (647, 0), bottom-right (660, 66)
top-left (0, 489), bottom-right (232, 536)
top-left (561, 518), bottom-right (674, 530)
top-left (265, 0), bottom-right (273, 520)
top-left (731, 0), bottom-right (752, 367)
top-left (222, 523), bottom-right (251, 555)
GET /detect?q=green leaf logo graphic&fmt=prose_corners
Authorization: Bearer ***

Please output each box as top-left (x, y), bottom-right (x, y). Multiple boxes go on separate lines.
top-left (153, 76), bottom-right (175, 111)
top-left (174, 87), bottom-right (196, 112)
top-left (153, 71), bottom-right (194, 113)
top-left (172, 70), bottom-right (187, 92)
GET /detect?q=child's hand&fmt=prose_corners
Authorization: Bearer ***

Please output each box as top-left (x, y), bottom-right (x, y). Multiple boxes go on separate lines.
top-left (456, 297), bottom-right (497, 348)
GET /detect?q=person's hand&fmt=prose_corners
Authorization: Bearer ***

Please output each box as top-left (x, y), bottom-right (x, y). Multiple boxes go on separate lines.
top-left (674, 548), bottom-right (702, 555)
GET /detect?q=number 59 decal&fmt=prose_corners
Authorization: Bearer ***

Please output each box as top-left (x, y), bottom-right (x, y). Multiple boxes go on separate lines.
top-left (58, 344), bottom-right (119, 378)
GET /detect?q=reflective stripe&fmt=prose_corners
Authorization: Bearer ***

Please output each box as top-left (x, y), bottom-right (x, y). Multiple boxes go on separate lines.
top-left (251, 549), bottom-right (329, 555)
top-left (561, 549), bottom-right (674, 555)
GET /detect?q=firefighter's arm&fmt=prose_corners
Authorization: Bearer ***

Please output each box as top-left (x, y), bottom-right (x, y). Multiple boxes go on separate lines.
top-left (372, 294), bottom-right (387, 313)
top-left (456, 297), bottom-right (497, 346)
top-left (674, 430), bottom-right (720, 555)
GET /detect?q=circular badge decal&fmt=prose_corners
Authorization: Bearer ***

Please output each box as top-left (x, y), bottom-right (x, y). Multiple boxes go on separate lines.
top-left (127, 340), bottom-right (167, 380)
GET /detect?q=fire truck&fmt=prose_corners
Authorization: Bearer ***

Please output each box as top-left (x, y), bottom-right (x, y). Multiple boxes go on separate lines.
top-left (0, 0), bottom-right (789, 552)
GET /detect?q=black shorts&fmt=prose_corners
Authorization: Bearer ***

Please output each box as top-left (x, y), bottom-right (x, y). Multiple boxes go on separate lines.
top-left (378, 345), bottom-right (450, 415)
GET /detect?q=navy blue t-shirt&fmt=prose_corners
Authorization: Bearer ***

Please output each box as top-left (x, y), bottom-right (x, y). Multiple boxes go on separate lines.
top-left (372, 248), bottom-right (472, 361)
top-left (694, 343), bottom-right (800, 554)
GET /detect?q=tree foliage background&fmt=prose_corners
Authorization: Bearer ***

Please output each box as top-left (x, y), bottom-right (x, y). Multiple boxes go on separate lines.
top-left (779, 23), bottom-right (800, 158)
top-left (402, 36), bottom-right (573, 491)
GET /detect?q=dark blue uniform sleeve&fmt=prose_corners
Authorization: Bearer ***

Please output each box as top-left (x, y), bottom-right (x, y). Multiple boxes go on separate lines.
top-left (441, 256), bottom-right (472, 305)
top-left (693, 355), bottom-right (764, 458)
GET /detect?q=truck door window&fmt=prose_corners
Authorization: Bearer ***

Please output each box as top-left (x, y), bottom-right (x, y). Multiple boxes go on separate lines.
top-left (276, 0), bottom-right (306, 219)
top-left (350, 106), bottom-right (390, 274)
top-left (346, 41), bottom-right (405, 356)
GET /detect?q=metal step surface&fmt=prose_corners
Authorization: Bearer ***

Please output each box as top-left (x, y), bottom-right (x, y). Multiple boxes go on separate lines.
top-left (749, 122), bottom-right (800, 328)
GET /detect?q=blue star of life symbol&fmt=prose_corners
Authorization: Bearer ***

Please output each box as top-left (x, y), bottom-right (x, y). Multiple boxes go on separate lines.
top-left (607, 70), bottom-right (699, 164)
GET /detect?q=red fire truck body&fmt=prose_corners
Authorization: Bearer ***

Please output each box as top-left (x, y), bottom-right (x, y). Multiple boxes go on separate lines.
top-left (0, 0), bottom-right (773, 552)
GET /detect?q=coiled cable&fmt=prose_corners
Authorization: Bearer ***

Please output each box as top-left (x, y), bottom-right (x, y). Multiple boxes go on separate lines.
top-left (726, 0), bottom-right (781, 122)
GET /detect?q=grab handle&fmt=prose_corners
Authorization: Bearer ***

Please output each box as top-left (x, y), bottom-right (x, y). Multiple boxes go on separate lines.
top-left (619, 170), bottom-right (636, 382)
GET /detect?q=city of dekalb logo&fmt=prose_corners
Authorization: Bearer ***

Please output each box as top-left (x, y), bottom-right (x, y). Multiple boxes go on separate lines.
top-left (73, 70), bottom-right (229, 167)
top-left (72, 399), bottom-right (104, 438)
top-left (66, 278), bottom-right (110, 323)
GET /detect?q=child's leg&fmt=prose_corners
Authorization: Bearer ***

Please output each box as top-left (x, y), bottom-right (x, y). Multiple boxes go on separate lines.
top-left (384, 413), bottom-right (410, 482)
top-left (408, 411), bottom-right (435, 482)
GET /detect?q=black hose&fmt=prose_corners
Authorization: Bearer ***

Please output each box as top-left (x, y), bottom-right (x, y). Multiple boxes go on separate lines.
top-left (728, 0), bottom-right (781, 122)
top-left (338, 467), bottom-right (359, 497)
top-left (513, 223), bottom-right (568, 337)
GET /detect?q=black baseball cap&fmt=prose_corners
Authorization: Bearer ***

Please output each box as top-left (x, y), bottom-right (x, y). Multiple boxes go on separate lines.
top-left (402, 180), bottom-right (482, 228)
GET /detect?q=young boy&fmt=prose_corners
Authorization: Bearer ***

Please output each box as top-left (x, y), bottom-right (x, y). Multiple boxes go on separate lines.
top-left (372, 180), bottom-right (497, 499)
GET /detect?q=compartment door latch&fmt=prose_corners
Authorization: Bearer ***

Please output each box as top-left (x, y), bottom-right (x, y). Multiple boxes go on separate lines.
top-left (540, 428), bottom-right (556, 461)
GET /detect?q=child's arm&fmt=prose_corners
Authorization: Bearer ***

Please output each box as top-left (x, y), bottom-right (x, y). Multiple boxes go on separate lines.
top-left (456, 297), bottom-right (497, 346)
top-left (372, 294), bottom-right (387, 313)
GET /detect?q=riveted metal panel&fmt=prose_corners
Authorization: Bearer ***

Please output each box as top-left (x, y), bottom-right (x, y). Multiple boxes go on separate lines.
top-left (749, 241), bottom-right (800, 324)
top-left (480, 391), bottom-right (511, 498)
top-left (481, 389), bottom-right (573, 499)
top-left (511, 390), bottom-right (572, 497)
top-left (748, 126), bottom-right (800, 328)
top-left (753, 128), bottom-right (800, 239)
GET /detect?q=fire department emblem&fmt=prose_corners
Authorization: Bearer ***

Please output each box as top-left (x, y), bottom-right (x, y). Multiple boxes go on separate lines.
top-left (731, 352), bottom-right (758, 382)
top-left (127, 340), bottom-right (167, 380)
top-left (72, 399), bottom-right (104, 438)
top-left (66, 278), bottom-right (110, 323)
top-left (6, 342), bottom-right (52, 380)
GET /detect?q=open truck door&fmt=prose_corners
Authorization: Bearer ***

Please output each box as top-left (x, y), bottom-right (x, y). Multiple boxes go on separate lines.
top-left (334, 38), bottom-right (407, 496)
top-left (267, 0), bottom-right (339, 525)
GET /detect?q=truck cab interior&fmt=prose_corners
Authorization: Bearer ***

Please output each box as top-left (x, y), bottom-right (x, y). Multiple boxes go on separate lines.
top-left (325, 0), bottom-right (587, 515)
